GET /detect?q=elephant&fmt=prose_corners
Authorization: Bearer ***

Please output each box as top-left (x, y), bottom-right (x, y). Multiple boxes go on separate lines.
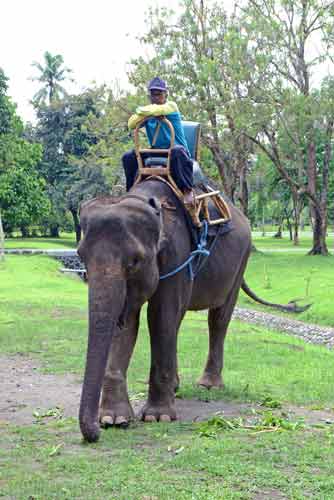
top-left (77, 178), bottom-right (306, 442)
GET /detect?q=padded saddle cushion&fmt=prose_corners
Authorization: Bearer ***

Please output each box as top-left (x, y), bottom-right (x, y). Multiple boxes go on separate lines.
top-left (144, 157), bottom-right (168, 167)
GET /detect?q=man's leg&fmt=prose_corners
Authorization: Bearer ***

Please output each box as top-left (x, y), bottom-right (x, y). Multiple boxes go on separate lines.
top-left (122, 149), bottom-right (139, 191)
top-left (170, 146), bottom-right (194, 195)
top-left (170, 146), bottom-right (201, 225)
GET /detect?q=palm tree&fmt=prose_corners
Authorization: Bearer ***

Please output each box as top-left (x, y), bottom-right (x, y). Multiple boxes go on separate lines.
top-left (31, 51), bottom-right (73, 106)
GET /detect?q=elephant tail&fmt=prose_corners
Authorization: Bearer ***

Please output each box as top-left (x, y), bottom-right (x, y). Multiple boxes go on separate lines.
top-left (240, 280), bottom-right (312, 313)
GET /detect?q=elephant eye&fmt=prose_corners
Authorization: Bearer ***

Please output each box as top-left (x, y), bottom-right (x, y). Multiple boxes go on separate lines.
top-left (127, 256), bottom-right (142, 274)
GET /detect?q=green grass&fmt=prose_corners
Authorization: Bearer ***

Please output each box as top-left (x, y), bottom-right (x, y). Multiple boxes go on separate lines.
top-left (252, 232), bottom-right (334, 250)
top-left (4, 229), bottom-right (334, 252)
top-left (1, 419), bottom-right (334, 500)
top-left (1, 255), bottom-right (333, 404)
top-left (4, 232), bottom-right (77, 249)
top-left (239, 251), bottom-right (334, 327)
top-left (1, 255), bottom-right (334, 499)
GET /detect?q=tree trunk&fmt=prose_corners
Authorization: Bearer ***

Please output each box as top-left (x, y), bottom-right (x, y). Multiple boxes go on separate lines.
top-left (273, 224), bottom-right (282, 238)
top-left (308, 207), bottom-right (328, 255)
top-left (307, 128), bottom-right (331, 256)
top-left (50, 224), bottom-right (60, 238)
top-left (291, 193), bottom-right (301, 246)
top-left (261, 206), bottom-right (266, 236)
top-left (20, 226), bottom-right (30, 238)
top-left (211, 149), bottom-right (233, 199)
top-left (286, 218), bottom-right (293, 241)
top-left (0, 210), bottom-right (4, 262)
top-left (238, 162), bottom-right (249, 217)
top-left (69, 208), bottom-right (81, 244)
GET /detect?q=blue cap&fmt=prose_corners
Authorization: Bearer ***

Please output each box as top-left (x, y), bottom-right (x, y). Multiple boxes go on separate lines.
top-left (148, 77), bottom-right (168, 92)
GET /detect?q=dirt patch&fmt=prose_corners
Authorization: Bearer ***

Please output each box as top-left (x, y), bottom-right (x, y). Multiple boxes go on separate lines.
top-left (253, 488), bottom-right (288, 500)
top-left (0, 355), bottom-right (252, 425)
top-left (1, 354), bottom-right (333, 427)
top-left (0, 354), bottom-right (82, 425)
top-left (286, 404), bottom-right (334, 425)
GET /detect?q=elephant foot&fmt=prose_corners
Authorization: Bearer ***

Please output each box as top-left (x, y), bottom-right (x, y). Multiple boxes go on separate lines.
top-left (99, 402), bottom-right (134, 429)
top-left (141, 401), bottom-right (177, 423)
top-left (197, 372), bottom-right (224, 390)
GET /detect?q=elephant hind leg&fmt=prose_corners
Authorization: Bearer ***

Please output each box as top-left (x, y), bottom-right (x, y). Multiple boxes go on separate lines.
top-left (197, 272), bottom-right (244, 390)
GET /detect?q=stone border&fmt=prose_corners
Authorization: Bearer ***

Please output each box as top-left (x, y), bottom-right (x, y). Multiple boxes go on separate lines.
top-left (233, 307), bottom-right (334, 349)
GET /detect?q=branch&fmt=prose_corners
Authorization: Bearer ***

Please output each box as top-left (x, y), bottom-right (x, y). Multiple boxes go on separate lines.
top-left (245, 131), bottom-right (299, 192)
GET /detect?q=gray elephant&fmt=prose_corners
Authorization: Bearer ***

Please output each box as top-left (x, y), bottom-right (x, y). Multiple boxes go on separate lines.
top-left (77, 179), bottom-right (304, 442)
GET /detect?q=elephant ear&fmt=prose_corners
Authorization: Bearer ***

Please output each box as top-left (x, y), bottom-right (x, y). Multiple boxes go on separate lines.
top-left (148, 197), bottom-right (161, 215)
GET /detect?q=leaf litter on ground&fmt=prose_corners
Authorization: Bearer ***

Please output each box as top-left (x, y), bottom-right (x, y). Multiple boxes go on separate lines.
top-left (197, 409), bottom-right (305, 438)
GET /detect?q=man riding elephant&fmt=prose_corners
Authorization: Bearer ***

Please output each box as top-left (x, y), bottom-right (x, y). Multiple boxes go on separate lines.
top-left (122, 77), bottom-right (195, 205)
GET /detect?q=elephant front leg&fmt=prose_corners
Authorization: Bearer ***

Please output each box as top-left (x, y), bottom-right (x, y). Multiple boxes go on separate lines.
top-left (99, 311), bottom-right (139, 427)
top-left (142, 302), bottom-right (184, 422)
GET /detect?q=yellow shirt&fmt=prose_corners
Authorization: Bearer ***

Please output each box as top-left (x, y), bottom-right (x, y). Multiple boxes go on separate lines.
top-left (128, 101), bottom-right (179, 129)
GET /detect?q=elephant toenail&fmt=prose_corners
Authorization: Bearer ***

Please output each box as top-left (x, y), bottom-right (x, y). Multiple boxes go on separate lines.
top-left (159, 414), bottom-right (171, 422)
top-left (115, 416), bottom-right (129, 427)
top-left (100, 415), bottom-right (114, 427)
top-left (144, 415), bottom-right (157, 422)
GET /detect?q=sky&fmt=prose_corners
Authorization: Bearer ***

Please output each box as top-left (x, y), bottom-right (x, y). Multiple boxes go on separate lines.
top-left (1, 0), bottom-right (331, 124)
top-left (0, 0), bottom-right (182, 123)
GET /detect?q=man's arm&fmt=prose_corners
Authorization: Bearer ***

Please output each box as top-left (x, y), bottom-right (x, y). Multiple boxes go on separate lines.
top-left (128, 101), bottom-right (178, 129)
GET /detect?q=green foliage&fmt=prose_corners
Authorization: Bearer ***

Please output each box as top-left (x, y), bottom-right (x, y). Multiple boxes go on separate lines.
top-left (260, 395), bottom-right (282, 409)
top-left (33, 84), bottom-right (112, 237)
top-left (0, 67), bottom-right (13, 134)
top-left (129, 1), bottom-right (254, 198)
top-left (197, 410), bottom-right (304, 438)
top-left (31, 51), bottom-right (73, 106)
top-left (0, 163), bottom-right (50, 233)
top-left (239, 250), bottom-right (334, 327)
top-left (73, 87), bottom-right (140, 187)
top-left (0, 69), bottom-right (48, 236)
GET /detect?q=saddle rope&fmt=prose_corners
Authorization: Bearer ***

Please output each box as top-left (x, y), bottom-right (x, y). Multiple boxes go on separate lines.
top-left (160, 220), bottom-right (212, 281)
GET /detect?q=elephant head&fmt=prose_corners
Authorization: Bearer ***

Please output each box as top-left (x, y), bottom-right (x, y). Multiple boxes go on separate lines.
top-left (77, 196), bottom-right (162, 442)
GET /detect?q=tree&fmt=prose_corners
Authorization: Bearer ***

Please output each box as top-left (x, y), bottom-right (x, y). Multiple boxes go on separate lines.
top-left (62, 87), bottom-right (112, 242)
top-left (63, 86), bottom-right (143, 241)
top-left (238, 0), bottom-right (334, 254)
top-left (128, 0), bottom-right (334, 255)
top-left (0, 163), bottom-right (50, 235)
top-left (0, 68), bottom-right (18, 258)
top-left (33, 85), bottom-right (113, 240)
top-left (31, 51), bottom-right (73, 106)
top-left (128, 0), bottom-right (255, 211)
top-left (0, 68), bottom-right (47, 242)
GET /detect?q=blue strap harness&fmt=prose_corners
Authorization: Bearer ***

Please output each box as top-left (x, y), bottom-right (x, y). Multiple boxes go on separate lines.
top-left (159, 221), bottom-right (218, 281)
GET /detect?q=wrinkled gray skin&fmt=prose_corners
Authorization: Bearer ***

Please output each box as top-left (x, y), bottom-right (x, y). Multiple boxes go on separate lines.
top-left (78, 180), bottom-right (251, 442)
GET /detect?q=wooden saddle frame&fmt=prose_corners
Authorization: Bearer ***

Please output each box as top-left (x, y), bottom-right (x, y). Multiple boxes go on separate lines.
top-left (133, 116), bottom-right (231, 227)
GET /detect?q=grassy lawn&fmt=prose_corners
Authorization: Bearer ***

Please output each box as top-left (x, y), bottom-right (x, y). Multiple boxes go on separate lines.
top-left (239, 251), bottom-right (334, 328)
top-left (4, 230), bottom-right (334, 252)
top-left (253, 232), bottom-right (334, 251)
top-left (1, 255), bottom-right (334, 499)
top-left (4, 233), bottom-right (77, 250)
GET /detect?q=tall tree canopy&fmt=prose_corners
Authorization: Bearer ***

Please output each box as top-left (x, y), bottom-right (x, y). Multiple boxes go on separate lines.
top-left (129, 0), bottom-right (334, 254)
top-left (31, 51), bottom-right (73, 106)
top-left (33, 85), bottom-right (111, 240)
top-left (0, 68), bottom-right (49, 246)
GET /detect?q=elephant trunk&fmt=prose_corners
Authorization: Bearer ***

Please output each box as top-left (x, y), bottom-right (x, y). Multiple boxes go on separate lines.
top-left (79, 275), bottom-right (126, 442)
